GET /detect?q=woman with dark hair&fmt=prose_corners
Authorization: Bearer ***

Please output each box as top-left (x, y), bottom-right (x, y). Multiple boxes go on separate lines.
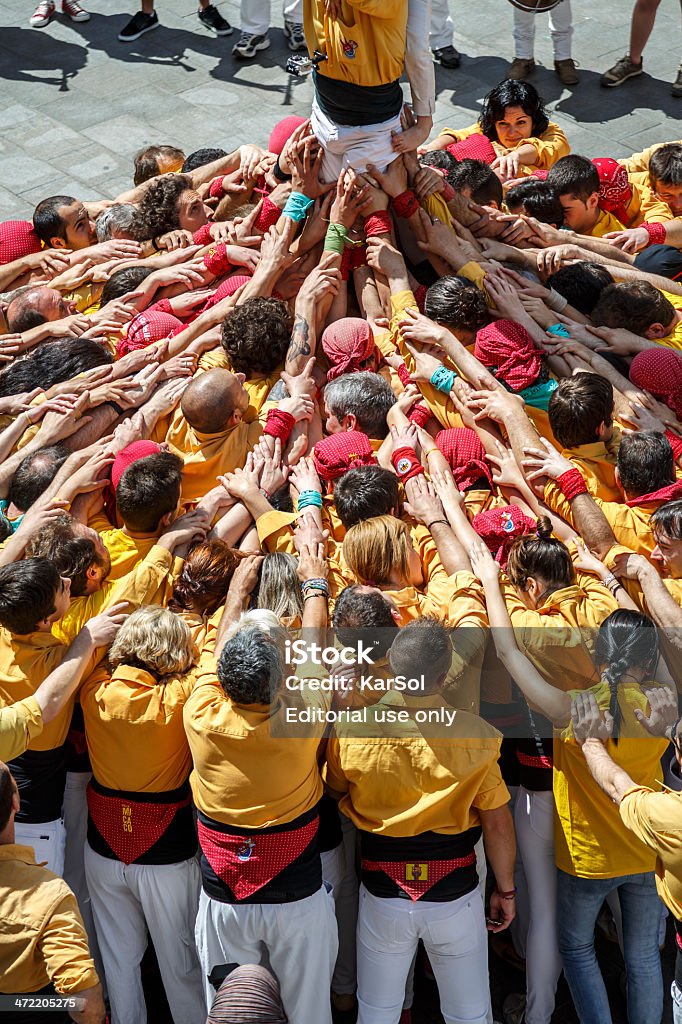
top-left (471, 537), bottom-right (671, 1024)
top-left (423, 80), bottom-right (569, 180)
top-left (169, 539), bottom-right (244, 647)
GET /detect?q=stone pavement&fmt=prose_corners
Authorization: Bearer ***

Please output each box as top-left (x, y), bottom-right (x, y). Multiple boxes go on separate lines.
top-left (1, 0), bottom-right (681, 219)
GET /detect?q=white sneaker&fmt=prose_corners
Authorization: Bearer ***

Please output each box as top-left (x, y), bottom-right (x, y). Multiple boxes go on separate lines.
top-left (61, 0), bottom-right (90, 20)
top-left (232, 32), bottom-right (270, 58)
top-left (30, 0), bottom-right (56, 26)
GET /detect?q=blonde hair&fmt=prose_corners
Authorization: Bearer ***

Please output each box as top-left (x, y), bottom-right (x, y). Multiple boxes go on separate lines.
top-left (343, 515), bottom-right (412, 586)
top-left (108, 606), bottom-right (196, 677)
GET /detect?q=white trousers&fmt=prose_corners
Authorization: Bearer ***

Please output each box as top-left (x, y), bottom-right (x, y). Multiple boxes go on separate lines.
top-left (321, 813), bottom-right (359, 996)
top-left (429, 0), bottom-right (454, 49)
top-left (356, 884), bottom-right (491, 1024)
top-left (84, 845), bottom-right (205, 1024)
top-left (15, 818), bottom-right (66, 877)
top-left (312, 99), bottom-right (403, 181)
top-left (514, 788), bottom-right (562, 1024)
top-left (195, 884), bottom-right (338, 1024)
top-left (240, 0), bottom-right (302, 36)
top-left (512, 0), bottom-right (573, 61)
top-left (62, 772), bottom-right (106, 992)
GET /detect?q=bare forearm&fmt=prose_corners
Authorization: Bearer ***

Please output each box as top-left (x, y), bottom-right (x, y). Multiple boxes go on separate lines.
top-left (429, 522), bottom-right (471, 574)
top-left (581, 739), bottom-right (634, 806)
top-left (480, 805), bottom-right (516, 891)
top-left (568, 494), bottom-right (617, 560)
top-left (638, 566), bottom-right (682, 633)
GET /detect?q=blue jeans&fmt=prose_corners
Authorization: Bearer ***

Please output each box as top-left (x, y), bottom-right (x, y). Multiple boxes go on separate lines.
top-left (557, 869), bottom-right (663, 1024)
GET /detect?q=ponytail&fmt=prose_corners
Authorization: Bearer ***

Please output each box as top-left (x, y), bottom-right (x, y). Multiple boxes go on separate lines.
top-left (593, 609), bottom-right (660, 742)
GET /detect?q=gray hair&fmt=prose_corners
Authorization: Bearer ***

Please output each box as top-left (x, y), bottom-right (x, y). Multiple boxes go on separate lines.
top-left (323, 372), bottom-right (396, 437)
top-left (217, 626), bottom-right (282, 704)
top-left (95, 204), bottom-right (138, 242)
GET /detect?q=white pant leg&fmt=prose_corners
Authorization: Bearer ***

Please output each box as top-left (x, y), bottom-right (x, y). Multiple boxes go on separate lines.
top-left (62, 773), bottom-right (106, 994)
top-left (84, 845), bottom-right (148, 1024)
top-left (512, 5), bottom-right (535, 60)
top-left (128, 858), bottom-right (205, 1024)
top-left (240, 0), bottom-right (271, 36)
top-left (421, 888), bottom-right (490, 1024)
top-left (549, 0), bottom-right (573, 61)
top-left (429, 0), bottom-right (453, 50)
top-left (514, 789), bottom-right (562, 1024)
top-left (282, 0), bottom-right (302, 24)
top-left (357, 886), bottom-right (420, 1024)
top-left (406, 0), bottom-right (436, 117)
top-left (195, 886), bottom-right (337, 1024)
top-left (15, 819), bottom-right (66, 877)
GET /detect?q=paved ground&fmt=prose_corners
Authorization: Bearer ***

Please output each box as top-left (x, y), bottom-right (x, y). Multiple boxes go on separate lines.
top-left (1, 0), bottom-right (682, 219)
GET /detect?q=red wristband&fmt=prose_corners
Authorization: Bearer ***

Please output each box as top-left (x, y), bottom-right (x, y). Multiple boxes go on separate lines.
top-left (350, 243), bottom-right (368, 270)
top-left (340, 244), bottom-right (353, 281)
top-left (264, 408), bottom-right (296, 443)
top-left (256, 194), bottom-right (282, 233)
top-left (192, 223), bottom-right (212, 246)
top-left (391, 190), bottom-right (420, 219)
top-left (396, 362), bottom-right (412, 387)
top-left (665, 429), bottom-right (682, 463)
top-left (364, 211), bottom-right (392, 238)
top-left (557, 467), bottom-right (588, 501)
top-left (642, 221), bottom-right (667, 246)
top-left (208, 175), bottom-right (226, 199)
top-left (392, 445), bottom-right (424, 481)
top-left (408, 402), bottom-right (432, 428)
top-left (441, 182), bottom-right (455, 202)
top-left (203, 243), bottom-right (233, 277)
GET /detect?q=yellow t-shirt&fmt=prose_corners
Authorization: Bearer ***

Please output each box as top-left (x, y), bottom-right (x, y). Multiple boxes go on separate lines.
top-left (620, 785), bottom-right (682, 919)
top-left (0, 696), bottom-right (42, 763)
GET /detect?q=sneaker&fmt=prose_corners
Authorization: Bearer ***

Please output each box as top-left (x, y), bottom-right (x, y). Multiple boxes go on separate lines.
top-left (673, 63), bottom-right (682, 97)
top-left (61, 0), bottom-right (90, 20)
top-left (30, 0), bottom-right (55, 26)
top-left (601, 53), bottom-right (643, 87)
top-left (198, 3), bottom-right (232, 34)
top-left (503, 993), bottom-right (526, 1024)
top-left (554, 57), bottom-right (579, 85)
top-left (283, 19), bottom-right (306, 51)
top-left (232, 31), bottom-right (270, 58)
top-left (507, 57), bottom-right (535, 80)
top-left (432, 44), bottom-right (461, 68)
top-left (118, 9), bottom-right (158, 39)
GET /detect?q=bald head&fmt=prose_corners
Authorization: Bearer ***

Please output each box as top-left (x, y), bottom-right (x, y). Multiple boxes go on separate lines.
top-left (7, 287), bottom-right (73, 333)
top-left (181, 368), bottom-right (248, 434)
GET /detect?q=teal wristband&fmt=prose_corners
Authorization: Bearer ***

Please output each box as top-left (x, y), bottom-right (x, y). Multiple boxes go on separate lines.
top-left (430, 365), bottom-right (458, 394)
top-left (324, 223), bottom-right (348, 255)
top-left (297, 489), bottom-right (323, 511)
top-left (546, 323), bottom-right (570, 338)
top-left (282, 191), bottom-right (314, 223)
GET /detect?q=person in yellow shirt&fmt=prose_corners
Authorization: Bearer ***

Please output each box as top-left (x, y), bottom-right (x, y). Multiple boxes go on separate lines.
top-left (79, 607), bottom-right (206, 1024)
top-left (470, 539), bottom-right (669, 1024)
top-left (325, 617), bottom-right (514, 1024)
top-left (546, 155), bottom-right (626, 238)
top-left (424, 79), bottom-right (569, 178)
top-left (0, 762), bottom-right (106, 1024)
top-left (589, 279), bottom-right (682, 353)
top-left (572, 688), bottom-right (682, 1024)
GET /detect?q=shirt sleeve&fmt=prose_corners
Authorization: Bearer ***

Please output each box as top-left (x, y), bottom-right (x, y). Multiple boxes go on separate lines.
top-left (619, 786), bottom-right (671, 854)
top-left (0, 696), bottom-right (43, 762)
top-left (471, 755), bottom-right (510, 811)
top-left (40, 890), bottom-right (100, 994)
top-left (524, 123), bottom-right (570, 169)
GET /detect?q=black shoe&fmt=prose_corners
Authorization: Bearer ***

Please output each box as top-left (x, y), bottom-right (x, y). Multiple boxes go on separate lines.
top-left (432, 44), bottom-right (461, 68)
top-left (118, 9), bottom-right (158, 40)
top-left (198, 4), bottom-right (232, 34)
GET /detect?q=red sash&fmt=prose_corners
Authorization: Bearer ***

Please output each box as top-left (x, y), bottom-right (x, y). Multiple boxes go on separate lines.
top-left (87, 784), bottom-right (190, 865)
top-left (361, 852), bottom-right (476, 902)
top-left (626, 480), bottom-right (682, 507)
top-left (516, 750), bottom-right (553, 770)
top-left (197, 817), bottom-right (318, 900)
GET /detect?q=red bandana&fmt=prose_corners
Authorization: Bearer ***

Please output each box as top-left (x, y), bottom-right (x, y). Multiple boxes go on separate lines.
top-left (593, 158), bottom-right (632, 226)
top-left (435, 428), bottom-right (492, 491)
top-left (475, 319), bottom-right (543, 392)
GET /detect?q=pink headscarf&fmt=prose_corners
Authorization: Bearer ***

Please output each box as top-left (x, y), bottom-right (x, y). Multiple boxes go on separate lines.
top-left (322, 318), bottom-right (376, 381)
top-left (475, 320), bottom-right (543, 392)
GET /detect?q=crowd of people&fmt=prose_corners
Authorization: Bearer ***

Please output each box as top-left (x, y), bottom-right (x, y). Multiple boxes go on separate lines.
top-left (2, 1), bottom-right (682, 1023)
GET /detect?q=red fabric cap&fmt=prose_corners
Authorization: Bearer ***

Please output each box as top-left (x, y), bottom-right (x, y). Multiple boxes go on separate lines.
top-left (435, 427), bottom-right (493, 491)
top-left (322, 318), bottom-right (375, 381)
top-left (111, 441), bottom-right (161, 491)
top-left (474, 319), bottom-right (543, 392)
top-left (593, 158), bottom-right (632, 225)
top-left (201, 274), bottom-right (252, 313)
top-left (269, 116), bottom-right (307, 156)
top-left (472, 504), bottom-right (536, 568)
top-left (446, 133), bottom-right (497, 165)
top-left (630, 348), bottom-right (682, 420)
top-left (313, 430), bottom-right (377, 481)
top-left (119, 309), bottom-right (184, 357)
top-left (0, 220), bottom-right (42, 265)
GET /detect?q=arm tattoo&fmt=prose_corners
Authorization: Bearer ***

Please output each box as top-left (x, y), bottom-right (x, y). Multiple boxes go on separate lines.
top-left (266, 379), bottom-right (290, 401)
top-left (288, 314), bottom-right (311, 361)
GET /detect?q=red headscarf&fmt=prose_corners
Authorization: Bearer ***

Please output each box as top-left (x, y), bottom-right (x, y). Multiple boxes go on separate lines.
top-left (118, 309), bottom-right (184, 357)
top-left (629, 348), bottom-right (682, 421)
top-left (472, 504), bottom-right (537, 567)
top-left (313, 430), bottom-right (377, 482)
top-left (322, 318), bottom-right (376, 381)
top-left (592, 158), bottom-right (632, 226)
top-left (111, 441), bottom-right (161, 491)
top-left (435, 428), bottom-right (493, 491)
top-left (474, 319), bottom-right (543, 392)
top-left (0, 220), bottom-right (42, 265)
top-left (200, 274), bottom-right (252, 313)
top-left (446, 133), bottom-right (498, 165)
top-left (269, 116), bottom-right (307, 156)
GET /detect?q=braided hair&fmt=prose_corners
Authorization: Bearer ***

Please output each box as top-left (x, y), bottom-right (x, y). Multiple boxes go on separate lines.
top-left (593, 609), bottom-right (659, 741)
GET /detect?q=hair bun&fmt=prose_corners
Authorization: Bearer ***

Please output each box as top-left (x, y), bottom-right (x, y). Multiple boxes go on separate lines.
top-left (535, 515), bottom-right (553, 541)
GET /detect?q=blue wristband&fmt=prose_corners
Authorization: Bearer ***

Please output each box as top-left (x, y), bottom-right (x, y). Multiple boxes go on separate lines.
top-left (297, 489), bottom-right (323, 511)
top-left (546, 323), bottom-right (570, 338)
top-left (430, 365), bottom-right (458, 394)
top-left (282, 192), bottom-right (314, 223)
